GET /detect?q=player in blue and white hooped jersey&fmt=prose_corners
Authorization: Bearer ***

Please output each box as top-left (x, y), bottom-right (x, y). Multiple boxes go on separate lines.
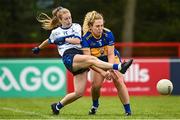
top-left (32, 7), bottom-right (133, 115)
top-left (82, 11), bottom-right (132, 116)
top-left (48, 23), bottom-right (82, 56)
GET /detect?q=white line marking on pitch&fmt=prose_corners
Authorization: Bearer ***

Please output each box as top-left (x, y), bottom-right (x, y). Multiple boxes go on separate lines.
top-left (1, 107), bottom-right (55, 119)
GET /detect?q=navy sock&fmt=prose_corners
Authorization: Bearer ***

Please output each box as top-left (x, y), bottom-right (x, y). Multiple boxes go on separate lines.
top-left (123, 104), bottom-right (131, 113)
top-left (113, 64), bottom-right (119, 70)
top-left (56, 102), bottom-right (64, 110)
top-left (92, 99), bottom-right (99, 108)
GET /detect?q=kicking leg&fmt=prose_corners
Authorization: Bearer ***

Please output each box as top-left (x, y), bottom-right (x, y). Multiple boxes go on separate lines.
top-left (73, 54), bottom-right (133, 74)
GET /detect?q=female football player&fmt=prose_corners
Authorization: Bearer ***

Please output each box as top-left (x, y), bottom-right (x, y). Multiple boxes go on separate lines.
top-left (81, 10), bottom-right (132, 116)
top-left (32, 7), bottom-right (133, 115)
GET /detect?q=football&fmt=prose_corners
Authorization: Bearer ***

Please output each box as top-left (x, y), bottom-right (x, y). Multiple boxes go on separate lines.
top-left (156, 79), bottom-right (173, 95)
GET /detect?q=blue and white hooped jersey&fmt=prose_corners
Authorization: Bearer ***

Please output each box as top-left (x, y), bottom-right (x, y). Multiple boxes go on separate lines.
top-left (48, 23), bottom-right (82, 56)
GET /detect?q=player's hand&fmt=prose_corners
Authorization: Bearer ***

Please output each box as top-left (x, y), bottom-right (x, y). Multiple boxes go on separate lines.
top-left (104, 71), bottom-right (112, 81)
top-left (109, 70), bottom-right (124, 83)
top-left (32, 47), bottom-right (40, 54)
top-left (109, 69), bottom-right (119, 80)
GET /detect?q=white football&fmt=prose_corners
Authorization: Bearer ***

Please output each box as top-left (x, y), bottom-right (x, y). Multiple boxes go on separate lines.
top-left (156, 79), bottom-right (173, 95)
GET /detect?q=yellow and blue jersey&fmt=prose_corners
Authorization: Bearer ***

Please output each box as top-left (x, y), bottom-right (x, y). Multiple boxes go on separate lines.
top-left (81, 30), bottom-right (122, 63)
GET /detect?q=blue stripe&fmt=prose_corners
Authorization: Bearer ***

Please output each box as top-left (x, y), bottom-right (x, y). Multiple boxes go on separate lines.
top-left (73, 36), bottom-right (81, 40)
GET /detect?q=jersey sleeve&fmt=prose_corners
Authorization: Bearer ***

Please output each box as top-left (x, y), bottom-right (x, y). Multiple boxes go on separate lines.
top-left (107, 31), bottom-right (115, 46)
top-left (48, 30), bottom-right (56, 44)
top-left (72, 24), bottom-right (82, 40)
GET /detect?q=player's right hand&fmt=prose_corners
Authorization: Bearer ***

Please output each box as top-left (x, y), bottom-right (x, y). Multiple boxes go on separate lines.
top-left (32, 47), bottom-right (40, 54)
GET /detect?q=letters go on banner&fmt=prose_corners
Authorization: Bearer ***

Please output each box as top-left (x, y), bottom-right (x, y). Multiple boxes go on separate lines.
top-left (0, 59), bottom-right (66, 97)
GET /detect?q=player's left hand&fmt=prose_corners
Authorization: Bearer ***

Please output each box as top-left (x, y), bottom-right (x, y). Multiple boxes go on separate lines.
top-left (104, 71), bottom-right (113, 81)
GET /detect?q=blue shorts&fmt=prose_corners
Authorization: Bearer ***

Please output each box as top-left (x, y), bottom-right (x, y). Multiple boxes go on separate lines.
top-left (62, 48), bottom-right (89, 75)
top-left (114, 49), bottom-right (122, 63)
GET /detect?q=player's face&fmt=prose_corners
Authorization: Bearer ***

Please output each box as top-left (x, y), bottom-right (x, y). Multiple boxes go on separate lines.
top-left (61, 12), bottom-right (72, 28)
top-left (91, 19), bottom-right (104, 38)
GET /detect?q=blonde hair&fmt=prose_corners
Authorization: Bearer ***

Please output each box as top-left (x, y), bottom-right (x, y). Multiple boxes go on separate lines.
top-left (37, 7), bottom-right (70, 30)
top-left (82, 11), bottom-right (104, 35)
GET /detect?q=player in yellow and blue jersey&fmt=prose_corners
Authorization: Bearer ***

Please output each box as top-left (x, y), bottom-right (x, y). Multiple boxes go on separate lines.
top-left (81, 11), bottom-right (132, 116)
top-left (81, 28), bottom-right (121, 63)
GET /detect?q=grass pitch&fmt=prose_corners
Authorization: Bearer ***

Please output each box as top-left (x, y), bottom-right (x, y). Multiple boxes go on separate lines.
top-left (0, 96), bottom-right (180, 119)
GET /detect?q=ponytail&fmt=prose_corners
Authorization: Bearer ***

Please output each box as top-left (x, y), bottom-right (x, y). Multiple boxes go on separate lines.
top-left (37, 7), bottom-right (70, 30)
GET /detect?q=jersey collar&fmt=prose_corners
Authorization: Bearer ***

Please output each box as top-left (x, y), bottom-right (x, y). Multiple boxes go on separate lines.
top-left (60, 24), bottom-right (72, 30)
top-left (92, 32), bottom-right (102, 39)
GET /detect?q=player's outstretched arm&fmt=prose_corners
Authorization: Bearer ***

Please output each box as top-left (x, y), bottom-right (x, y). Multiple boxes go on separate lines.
top-left (32, 39), bottom-right (49, 54)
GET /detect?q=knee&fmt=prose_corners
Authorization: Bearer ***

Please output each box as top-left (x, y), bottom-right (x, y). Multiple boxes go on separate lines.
top-left (74, 91), bottom-right (84, 98)
top-left (113, 78), bottom-right (124, 88)
top-left (92, 83), bottom-right (102, 90)
top-left (90, 56), bottom-right (98, 60)
top-left (87, 56), bottom-right (98, 64)
top-left (112, 73), bottom-right (124, 84)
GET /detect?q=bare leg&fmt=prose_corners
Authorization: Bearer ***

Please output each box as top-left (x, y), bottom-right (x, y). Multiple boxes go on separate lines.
top-left (73, 55), bottom-right (119, 71)
top-left (89, 69), bottom-right (131, 115)
top-left (91, 70), bottom-right (104, 101)
top-left (88, 70), bottom-right (104, 114)
top-left (91, 70), bottom-right (130, 104)
top-left (110, 70), bottom-right (130, 104)
top-left (110, 70), bottom-right (131, 115)
top-left (60, 71), bottom-right (88, 106)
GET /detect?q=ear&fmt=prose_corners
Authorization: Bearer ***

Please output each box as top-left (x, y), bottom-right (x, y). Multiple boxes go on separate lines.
top-left (89, 27), bottom-right (92, 31)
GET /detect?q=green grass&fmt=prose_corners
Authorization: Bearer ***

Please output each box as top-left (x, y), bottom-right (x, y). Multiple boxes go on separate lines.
top-left (0, 96), bottom-right (180, 119)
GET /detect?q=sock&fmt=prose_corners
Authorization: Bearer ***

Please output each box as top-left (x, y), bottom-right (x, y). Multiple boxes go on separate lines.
top-left (113, 64), bottom-right (121, 70)
top-left (113, 64), bottom-right (119, 70)
top-left (56, 102), bottom-right (64, 110)
top-left (123, 104), bottom-right (131, 113)
top-left (92, 99), bottom-right (99, 108)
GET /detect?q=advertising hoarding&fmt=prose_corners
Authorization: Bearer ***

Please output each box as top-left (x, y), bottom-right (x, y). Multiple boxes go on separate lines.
top-left (0, 59), bottom-right (66, 97)
top-left (67, 59), bottom-right (170, 96)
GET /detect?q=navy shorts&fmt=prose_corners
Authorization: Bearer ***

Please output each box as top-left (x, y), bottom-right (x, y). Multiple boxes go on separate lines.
top-left (62, 48), bottom-right (89, 75)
